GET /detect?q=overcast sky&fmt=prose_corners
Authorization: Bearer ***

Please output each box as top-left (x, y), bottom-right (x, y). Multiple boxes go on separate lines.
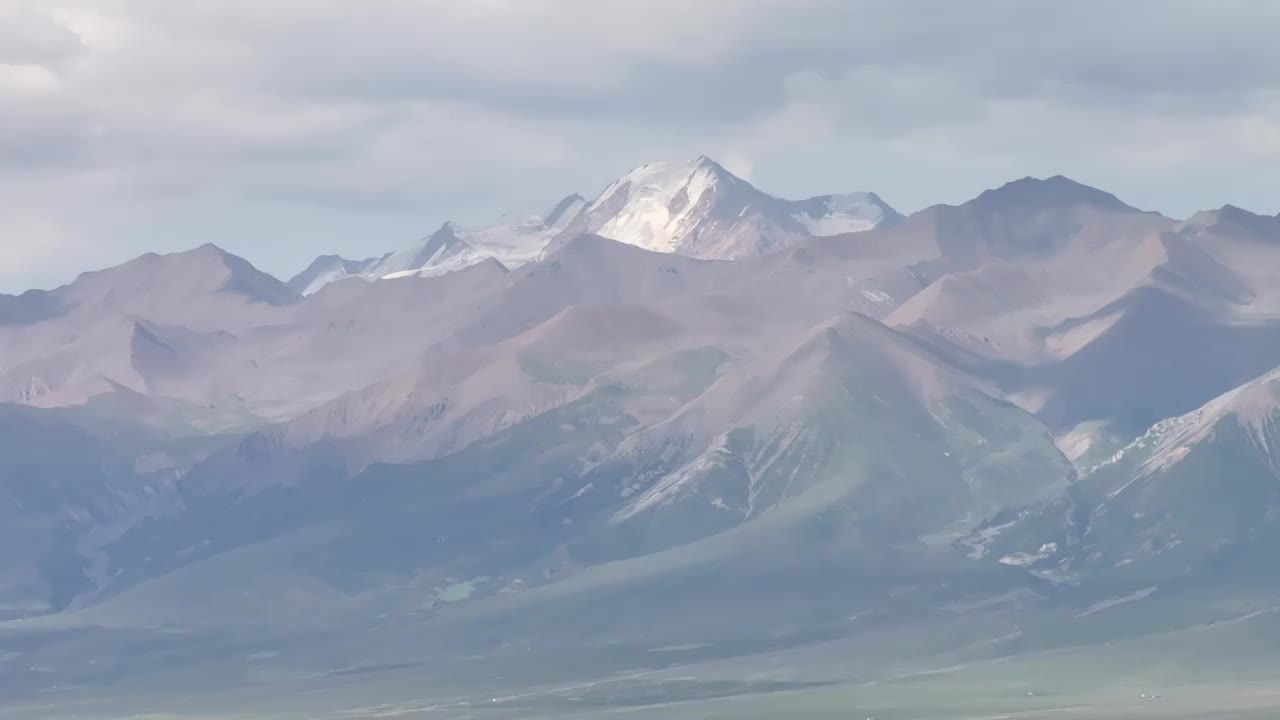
top-left (3, 0), bottom-right (1279, 291)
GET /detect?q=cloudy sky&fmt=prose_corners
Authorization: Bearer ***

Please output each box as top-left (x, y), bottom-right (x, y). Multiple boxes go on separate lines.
top-left (3, 0), bottom-right (1279, 291)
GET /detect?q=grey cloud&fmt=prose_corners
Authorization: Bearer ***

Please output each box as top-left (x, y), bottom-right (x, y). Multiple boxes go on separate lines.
top-left (0, 106), bottom-right (92, 169)
top-left (37, 1), bottom-right (1280, 143)
top-left (0, 3), bottom-right (85, 66)
top-left (3, 0), bottom-right (1280, 291)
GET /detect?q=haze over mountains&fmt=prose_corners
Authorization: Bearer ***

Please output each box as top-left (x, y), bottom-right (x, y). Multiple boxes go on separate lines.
top-left (5, 157), bottom-right (1280, 717)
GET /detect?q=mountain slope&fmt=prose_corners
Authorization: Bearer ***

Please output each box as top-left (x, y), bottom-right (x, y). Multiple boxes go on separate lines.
top-left (79, 310), bottom-right (1073, 639)
top-left (973, 365), bottom-right (1280, 588)
top-left (878, 177), bottom-right (1280, 438)
top-left (0, 403), bottom-right (230, 618)
top-left (10, 172), bottom-right (1280, 714)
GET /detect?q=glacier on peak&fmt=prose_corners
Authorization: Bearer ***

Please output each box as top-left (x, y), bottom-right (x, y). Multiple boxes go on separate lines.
top-left (576, 155), bottom-right (900, 259)
top-left (585, 157), bottom-right (732, 254)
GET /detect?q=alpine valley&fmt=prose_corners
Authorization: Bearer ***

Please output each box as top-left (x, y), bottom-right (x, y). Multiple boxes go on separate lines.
top-left (5, 158), bottom-right (1280, 719)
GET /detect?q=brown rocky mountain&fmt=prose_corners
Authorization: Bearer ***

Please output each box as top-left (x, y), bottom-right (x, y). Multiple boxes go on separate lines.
top-left (5, 173), bottom-right (1280, 714)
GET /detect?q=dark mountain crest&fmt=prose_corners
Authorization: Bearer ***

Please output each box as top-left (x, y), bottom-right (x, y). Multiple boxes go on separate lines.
top-left (544, 193), bottom-right (587, 226)
top-left (1210, 204), bottom-right (1280, 239)
top-left (0, 288), bottom-right (67, 327)
top-left (207, 246), bottom-right (301, 306)
top-left (303, 254), bottom-right (382, 275)
top-left (541, 232), bottom-right (644, 262)
top-left (126, 318), bottom-right (193, 383)
top-left (406, 222), bottom-right (474, 268)
top-left (90, 243), bottom-right (299, 306)
top-left (970, 175), bottom-right (1137, 213)
top-left (129, 319), bottom-right (175, 352)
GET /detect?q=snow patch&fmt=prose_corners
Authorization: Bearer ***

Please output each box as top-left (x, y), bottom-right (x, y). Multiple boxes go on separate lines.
top-left (999, 543), bottom-right (1058, 567)
top-left (611, 432), bottom-right (736, 523)
top-left (297, 195), bottom-right (586, 293)
top-left (1075, 586), bottom-right (1158, 617)
top-left (960, 519), bottom-right (1017, 560)
top-left (860, 289), bottom-right (894, 305)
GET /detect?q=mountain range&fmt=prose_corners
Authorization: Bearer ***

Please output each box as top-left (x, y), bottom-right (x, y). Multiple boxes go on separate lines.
top-left (286, 156), bottom-right (903, 295)
top-left (4, 158), bottom-right (1280, 717)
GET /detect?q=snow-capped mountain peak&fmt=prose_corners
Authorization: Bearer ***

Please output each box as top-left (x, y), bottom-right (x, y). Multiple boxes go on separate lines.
top-left (576, 156), bottom-right (899, 259)
top-left (791, 191), bottom-right (905, 236)
top-left (291, 195), bottom-right (588, 294)
top-left (583, 157), bottom-right (733, 254)
top-left (289, 156), bottom-right (900, 293)
top-left (379, 222), bottom-right (471, 278)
